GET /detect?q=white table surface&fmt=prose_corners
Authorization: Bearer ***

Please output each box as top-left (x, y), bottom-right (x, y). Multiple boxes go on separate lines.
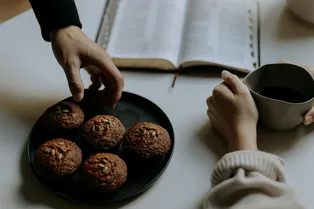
top-left (0, 0), bottom-right (314, 209)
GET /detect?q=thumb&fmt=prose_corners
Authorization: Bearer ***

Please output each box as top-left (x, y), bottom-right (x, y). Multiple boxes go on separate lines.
top-left (221, 70), bottom-right (246, 94)
top-left (304, 107), bottom-right (314, 125)
top-left (63, 61), bottom-right (84, 102)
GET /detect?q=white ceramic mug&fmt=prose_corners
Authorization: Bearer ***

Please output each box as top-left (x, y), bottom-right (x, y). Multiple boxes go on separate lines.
top-left (243, 63), bottom-right (314, 131)
top-left (286, 0), bottom-right (314, 24)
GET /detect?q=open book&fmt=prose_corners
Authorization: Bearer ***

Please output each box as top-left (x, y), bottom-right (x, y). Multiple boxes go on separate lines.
top-left (97, 0), bottom-right (260, 74)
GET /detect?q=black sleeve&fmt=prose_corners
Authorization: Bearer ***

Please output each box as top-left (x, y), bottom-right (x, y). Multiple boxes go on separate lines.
top-left (29, 0), bottom-right (82, 42)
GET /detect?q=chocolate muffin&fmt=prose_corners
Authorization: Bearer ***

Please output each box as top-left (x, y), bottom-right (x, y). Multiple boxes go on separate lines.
top-left (41, 101), bottom-right (85, 134)
top-left (123, 122), bottom-right (171, 160)
top-left (81, 153), bottom-right (128, 193)
top-left (81, 115), bottom-right (125, 151)
top-left (34, 138), bottom-right (82, 181)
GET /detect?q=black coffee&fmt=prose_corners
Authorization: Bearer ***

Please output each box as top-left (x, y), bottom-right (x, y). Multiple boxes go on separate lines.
top-left (257, 86), bottom-right (308, 103)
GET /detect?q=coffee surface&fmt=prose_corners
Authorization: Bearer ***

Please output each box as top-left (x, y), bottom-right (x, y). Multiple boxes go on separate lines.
top-left (257, 86), bottom-right (308, 103)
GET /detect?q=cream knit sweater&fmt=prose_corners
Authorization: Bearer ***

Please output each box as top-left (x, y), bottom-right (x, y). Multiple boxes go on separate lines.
top-left (202, 151), bottom-right (305, 209)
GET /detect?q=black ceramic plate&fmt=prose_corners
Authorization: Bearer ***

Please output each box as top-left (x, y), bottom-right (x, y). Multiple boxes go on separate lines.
top-left (27, 91), bottom-right (175, 203)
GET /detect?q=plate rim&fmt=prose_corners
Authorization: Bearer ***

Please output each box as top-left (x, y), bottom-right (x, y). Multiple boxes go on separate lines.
top-left (26, 91), bottom-right (175, 204)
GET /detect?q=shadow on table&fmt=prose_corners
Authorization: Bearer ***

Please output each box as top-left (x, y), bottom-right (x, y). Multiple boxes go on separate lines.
top-left (19, 142), bottom-right (138, 209)
top-left (257, 123), bottom-right (314, 155)
top-left (198, 121), bottom-right (228, 160)
top-left (277, 5), bottom-right (314, 39)
top-left (0, 89), bottom-right (58, 127)
top-left (198, 120), bottom-right (314, 158)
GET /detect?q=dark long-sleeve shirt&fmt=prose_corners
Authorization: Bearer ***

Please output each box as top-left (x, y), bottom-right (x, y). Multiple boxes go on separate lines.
top-left (29, 0), bottom-right (82, 42)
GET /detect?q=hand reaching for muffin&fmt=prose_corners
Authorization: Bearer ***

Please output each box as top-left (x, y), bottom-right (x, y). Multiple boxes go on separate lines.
top-left (51, 26), bottom-right (124, 108)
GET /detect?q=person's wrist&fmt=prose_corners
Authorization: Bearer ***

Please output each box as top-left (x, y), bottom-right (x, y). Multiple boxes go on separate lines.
top-left (50, 25), bottom-right (81, 41)
top-left (228, 141), bottom-right (257, 152)
top-left (228, 125), bottom-right (258, 152)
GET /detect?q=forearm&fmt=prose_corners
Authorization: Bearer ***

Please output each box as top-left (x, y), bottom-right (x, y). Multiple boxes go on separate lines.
top-left (203, 150), bottom-right (304, 209)
top-left (29, 0), bottom-right (82, 41)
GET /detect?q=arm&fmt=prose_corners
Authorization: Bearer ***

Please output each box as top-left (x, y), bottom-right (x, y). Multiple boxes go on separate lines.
top-left (205, 71), bottom-right (305, 209)
top-left (29, 0), bottom-right (82, 41)
top-left (29, 0), bottom-right (124, 107)
top-left (203, 150), bottom-right (304, 209)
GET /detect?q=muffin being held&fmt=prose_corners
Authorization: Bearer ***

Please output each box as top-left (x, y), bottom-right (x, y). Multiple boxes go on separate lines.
top-left (81, 115), bottom-right (125, 151)
top-left (81, 153), bottom-right (128, 193)
top-left (41, 101), bottom-right (84, 134)
top-left (34, 138), bottom-right (82, 181)
top-left (123, 122), bottom-right (171, 160)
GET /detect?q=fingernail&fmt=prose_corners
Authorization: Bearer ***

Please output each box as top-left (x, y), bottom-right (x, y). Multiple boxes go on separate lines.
top-left (221, 70), bottom-right (228, 75)
top-left (221, 70), bottom-right (229, 78)
top-left (304, 115), bottom-right (313, 125)
top-left (73, 93), bottom-right (84, 102)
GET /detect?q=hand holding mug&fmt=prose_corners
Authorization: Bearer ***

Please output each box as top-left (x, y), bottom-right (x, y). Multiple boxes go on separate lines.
top-left (206, 71), bottom-right (259, 152)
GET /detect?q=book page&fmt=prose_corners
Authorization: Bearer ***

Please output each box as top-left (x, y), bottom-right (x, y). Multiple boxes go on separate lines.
top-left (107, 0), bottom-right (188, 67)
top-left (178, 0), bottom-right (254, 72)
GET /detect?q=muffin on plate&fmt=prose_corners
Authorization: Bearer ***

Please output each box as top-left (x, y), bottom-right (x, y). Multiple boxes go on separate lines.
top-left (81, 153), bottom-right (128, 193)
top-left (34, 138), bottom-right (82, 181)
top-left (41, 101), bottom-right (85, 134)
top-left (122, 122), bottom-right (171, 160)
top-left (81, 115), bottom-right (125, 151)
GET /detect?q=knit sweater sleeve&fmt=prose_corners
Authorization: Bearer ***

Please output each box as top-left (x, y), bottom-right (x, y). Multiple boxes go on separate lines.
top-left (203, 150), bottom-right (305, 209)
top-left (29, 0), bottom-right (82, 42)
